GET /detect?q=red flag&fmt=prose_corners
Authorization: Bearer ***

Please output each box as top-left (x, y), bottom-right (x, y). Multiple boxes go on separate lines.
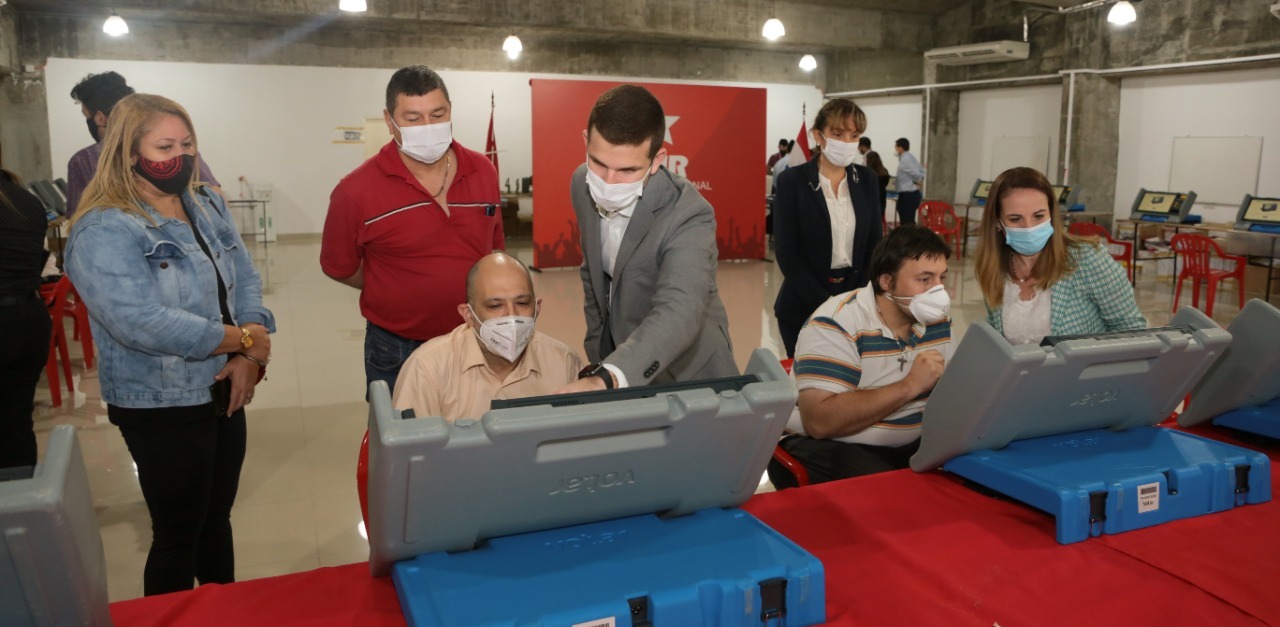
top-left (787, 120), bottom-right (811, 167)
top-left (485, 92), bottom-right (499, 176)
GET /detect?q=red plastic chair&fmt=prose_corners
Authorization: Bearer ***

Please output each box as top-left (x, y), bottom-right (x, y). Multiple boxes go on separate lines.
top-left (1068, 222), bottom-right (1133, 272)
top-left (769, 358), bottom-right (810, 488)
top-left (357, 431), bottom-right (370, 533)
top-left (918, 200), bottom-right (963, 258)
top-left (1169, 233), bottom-right (1246, 317)
top-left (62, 281), bottom-right (94, 369)
top-left (42, 277), bottom-right (77, 408)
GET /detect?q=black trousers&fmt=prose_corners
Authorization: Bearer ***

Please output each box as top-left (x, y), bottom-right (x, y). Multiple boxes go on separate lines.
top-left (777, 267), bottom-right (856, 358)
top-left (0, 295), bottom-right (51, 470)
top-left (896, 190), bottom-right (922, 225)
top-left (767, 433), bottom-right (920, 489)
top-left (109, 397), bottom-right (246, 596)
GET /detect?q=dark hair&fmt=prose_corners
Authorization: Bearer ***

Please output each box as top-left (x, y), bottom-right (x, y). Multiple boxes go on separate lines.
top-left (70, 72), bottom-right (134, 116)
top-left (859, 137), bottom-right (871, 148)
top-left (895, 137), bottom-right (910, 151)
top-left (587, 85), bottom-right (666, 159)
top-left (865, 151), bottom-right (889, 178)
top-left (778, 138), bottom-right (789, 147)
top-left (385, 65), bottom-right (451, 114)
top-left (869, 225), bottom-right (951, 295)
top-left (814, 98), bottom-right (867, 136)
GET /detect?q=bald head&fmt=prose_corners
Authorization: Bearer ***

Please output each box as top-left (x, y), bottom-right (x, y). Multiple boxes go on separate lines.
top-left (461, 252), bottom-right (537, 326)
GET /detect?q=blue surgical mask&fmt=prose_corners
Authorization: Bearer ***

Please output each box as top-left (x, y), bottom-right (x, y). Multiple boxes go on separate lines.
top-left (1002, 220), bottom-right (1054, 256)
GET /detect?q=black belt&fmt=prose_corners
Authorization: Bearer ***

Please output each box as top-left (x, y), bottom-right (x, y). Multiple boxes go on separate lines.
top-left (0, 291), bottom-right (39, 307)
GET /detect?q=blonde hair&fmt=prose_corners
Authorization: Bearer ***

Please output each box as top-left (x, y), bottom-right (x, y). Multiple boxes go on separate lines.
top-left (70, 93), bottom-right (203, 226)
top-left (974, 167), bottom-right (1088, 308)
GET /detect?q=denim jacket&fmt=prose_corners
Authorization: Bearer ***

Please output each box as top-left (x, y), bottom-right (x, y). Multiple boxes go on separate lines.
top-left (65, 186), bottom-right (276, 408)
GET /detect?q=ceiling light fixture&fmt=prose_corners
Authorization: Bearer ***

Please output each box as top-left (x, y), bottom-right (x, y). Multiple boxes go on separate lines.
top-left (339, 0), bottom-right (367, 13)
top-left (1107, 1), bottom-right (1137, 25)
top-left (762, 17), bottom-right (785, 41)
top-left (799, 54), bottom-right (817, 72)
top-left (102, 10), bottom-right (128, 37)
top-left (1022, 0), bottom-right (1139, 42)
top-left (503, 35), bottom-right (523, 60)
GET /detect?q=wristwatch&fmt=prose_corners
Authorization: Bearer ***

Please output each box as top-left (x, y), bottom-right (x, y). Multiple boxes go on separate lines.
top-left (577, 363), bottom-right (615, 390)
top-left (239, 326), bottom-right (254, 351)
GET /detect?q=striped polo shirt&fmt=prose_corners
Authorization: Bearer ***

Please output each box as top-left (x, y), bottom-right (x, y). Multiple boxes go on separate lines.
top-left (792, 283), bottom-right (954, 447)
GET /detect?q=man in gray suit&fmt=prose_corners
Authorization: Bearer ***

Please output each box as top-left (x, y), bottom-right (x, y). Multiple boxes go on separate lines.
top-left (556, 85), bottom-right (737, 394)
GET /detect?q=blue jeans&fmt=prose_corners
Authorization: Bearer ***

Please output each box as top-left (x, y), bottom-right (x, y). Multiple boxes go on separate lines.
top-left (896, 190), bottom-right (922, 225)
top-left (364, 322), bottom-right (424, 400)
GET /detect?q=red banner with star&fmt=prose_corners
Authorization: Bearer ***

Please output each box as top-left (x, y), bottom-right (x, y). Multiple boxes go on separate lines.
top-left (530, 79), bottom-right (767, 268)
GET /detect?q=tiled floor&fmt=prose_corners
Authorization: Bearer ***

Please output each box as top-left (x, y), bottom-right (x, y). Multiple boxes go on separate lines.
top-left (30, 233), bottom-right (1255, 602)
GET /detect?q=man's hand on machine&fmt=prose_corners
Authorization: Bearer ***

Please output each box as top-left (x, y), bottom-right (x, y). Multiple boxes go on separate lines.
top-left (906, 350), bottom-right (945, 396)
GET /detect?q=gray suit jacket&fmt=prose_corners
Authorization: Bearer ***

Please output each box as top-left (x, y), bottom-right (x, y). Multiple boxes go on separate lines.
top-left (571, 163), bottom-right (737, 385)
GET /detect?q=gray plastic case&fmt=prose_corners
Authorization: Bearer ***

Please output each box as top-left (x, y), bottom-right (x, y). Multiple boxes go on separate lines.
top-left (1179, 299), bottom-right (1280, 427)
top-left (1, 425), bottom-right (111, 626)
top-left (911, 307), bottom-right (1231, 472)
top-left (366, 348), bottom-right (798, 575)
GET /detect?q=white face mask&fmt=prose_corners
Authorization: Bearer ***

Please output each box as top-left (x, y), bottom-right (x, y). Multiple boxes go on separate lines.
top-left (469, 305), bottom-right (536, 363)
top-left (585, 158), bottom-right (653, 218)
top-left (889, 284), bottom-right (950, 324)
top-left (820, 134), bottom-right (859, 168)
top-left (392, 119), bottom-right (452, 164)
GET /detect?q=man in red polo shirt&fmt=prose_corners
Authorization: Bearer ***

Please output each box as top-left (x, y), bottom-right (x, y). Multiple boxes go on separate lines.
top-left (321, 65), bottom-right (504, 396)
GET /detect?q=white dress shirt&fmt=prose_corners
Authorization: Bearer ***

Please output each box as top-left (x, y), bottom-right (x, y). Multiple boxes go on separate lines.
top-left (818, 174), bottom-right (856, 269)
top-left (599, 208), bottom-right (634, 388)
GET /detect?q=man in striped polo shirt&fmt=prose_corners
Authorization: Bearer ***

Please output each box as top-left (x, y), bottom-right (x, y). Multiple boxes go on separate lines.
top-left (769, 225), bottom-right (954, 487)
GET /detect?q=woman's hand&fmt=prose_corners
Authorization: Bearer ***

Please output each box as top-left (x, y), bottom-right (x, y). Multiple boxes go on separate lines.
top-left (214, 355), bottom-right (262, 416)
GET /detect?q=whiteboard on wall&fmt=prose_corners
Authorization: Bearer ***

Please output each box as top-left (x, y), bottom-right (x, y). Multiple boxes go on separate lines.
top-left (1169, 136), bottom-right (1262, 205)
top-left (990, 136), bottom-right (1050, 178)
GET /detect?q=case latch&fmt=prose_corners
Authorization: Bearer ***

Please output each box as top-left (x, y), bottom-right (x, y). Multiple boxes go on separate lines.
top-left (760, 577), bottom-right (788, 626)
top-left (628, 595), bottom-right (652, 627)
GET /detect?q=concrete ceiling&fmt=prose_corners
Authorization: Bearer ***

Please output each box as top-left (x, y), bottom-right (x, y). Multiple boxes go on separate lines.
top-left (6, 0), bottom-right (957, 53)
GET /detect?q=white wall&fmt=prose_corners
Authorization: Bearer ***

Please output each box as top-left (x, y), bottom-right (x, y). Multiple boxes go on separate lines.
top-left (955, 84), bottom-right (1062, 205)
top-left (853, 94), bottom-right (923, 174)
top-left (46, 58), bottom-right (823, 235)
top-left (1116, 66), bottom-right (1280, 222)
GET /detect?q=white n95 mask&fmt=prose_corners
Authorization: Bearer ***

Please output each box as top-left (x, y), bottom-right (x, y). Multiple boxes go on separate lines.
top-left (393, 119), bottom-right (452, 164)
top-left (469, 306), bottom-right (536, 363)
top-left (585, 159), bottom-right (652, 218)
top-left (821, 135), bottom-right (860, 169)
top-left (890, 284), bottom-right (950, 324)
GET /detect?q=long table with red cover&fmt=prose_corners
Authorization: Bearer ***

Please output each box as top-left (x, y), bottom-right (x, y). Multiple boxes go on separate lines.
top-left (110, 424), bottom-right (1280, 626)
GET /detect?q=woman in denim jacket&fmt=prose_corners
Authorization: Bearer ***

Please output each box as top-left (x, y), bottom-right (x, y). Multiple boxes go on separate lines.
top-left (65, 94), bottom-right (276, 596)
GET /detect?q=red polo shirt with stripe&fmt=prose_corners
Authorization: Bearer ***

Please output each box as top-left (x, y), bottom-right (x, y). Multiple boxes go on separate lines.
top-left (321, 140), bottom-right (504, 341)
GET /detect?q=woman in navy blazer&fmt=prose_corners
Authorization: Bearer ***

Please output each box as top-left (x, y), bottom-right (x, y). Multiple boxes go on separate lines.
top-left (773, 98), bottom-right (884, 357)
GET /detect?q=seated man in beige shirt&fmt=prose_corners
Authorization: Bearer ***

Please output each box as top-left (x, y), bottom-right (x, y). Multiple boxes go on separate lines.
top-left (392, 252), bottom-right (583, 421)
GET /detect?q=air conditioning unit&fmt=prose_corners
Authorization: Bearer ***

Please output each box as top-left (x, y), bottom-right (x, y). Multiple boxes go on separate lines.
top-left (924, 40), bottom-right (1030, 66)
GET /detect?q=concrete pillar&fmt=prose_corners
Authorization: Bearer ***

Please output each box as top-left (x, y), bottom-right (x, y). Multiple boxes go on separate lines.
top-left (1060, 72), bottom-right (1120, 213)
top-left (924, 88), bottom-right (959, 204)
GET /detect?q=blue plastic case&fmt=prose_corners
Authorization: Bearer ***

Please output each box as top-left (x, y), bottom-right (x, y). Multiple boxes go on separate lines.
top-left (943, 426), bottom-right (1271, 544)
top-left (393, 508), bottom-right (825, 627)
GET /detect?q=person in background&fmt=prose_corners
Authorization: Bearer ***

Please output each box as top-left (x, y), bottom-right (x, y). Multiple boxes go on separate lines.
top-left (772, 140), bottom-right (796, 178)
top-left (767, 138), bottom-right (789, 170)
top-left (0, 168), bottom-right (52, 470)
top-left (857, 136), bottom-right (872, 166)
top-left (65, 94), bottom-right (275, 596)
top-left (772, 98), bottom-right (883, 358)
top-left (393, 252), bottom-right (582, 421)
top-left (321, 65), bottom-right (504, 396)
top-left (865, 151), bottom-right (891, 218)
top-left (974, 167), bottom-right (1145, 345)
top-left (768, 225), bottom-right (953, 487)
top-left (67, 72), bottom-right (221, 213)
top-left (893, 138), bottom-right (925, 225)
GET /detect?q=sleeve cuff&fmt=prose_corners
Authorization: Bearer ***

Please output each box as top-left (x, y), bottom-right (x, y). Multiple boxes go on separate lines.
top-left (602, 363), bottom-right (629, 389)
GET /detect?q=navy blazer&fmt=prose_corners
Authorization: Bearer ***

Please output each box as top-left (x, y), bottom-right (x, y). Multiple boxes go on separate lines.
top-left (772, 157), bottom-right (883, 325)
